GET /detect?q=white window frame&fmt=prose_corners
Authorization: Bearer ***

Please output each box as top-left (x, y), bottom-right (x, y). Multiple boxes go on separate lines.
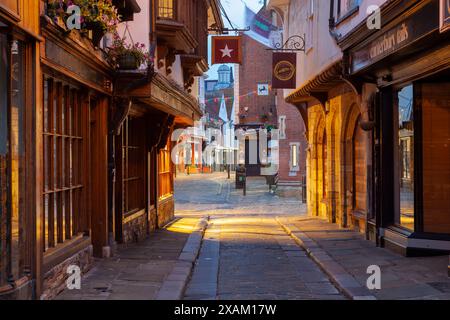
top-left (279, 115), bottom-right (286, 139)
top-left (289, 142), bottom-right (300, 172)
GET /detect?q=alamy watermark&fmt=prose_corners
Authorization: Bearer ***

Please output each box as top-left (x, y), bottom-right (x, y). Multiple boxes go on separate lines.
top-left (366, 265), bottom-right (381, 290)
top-left (66, 265), bottom-right (81, 290)
top-left (171, 125), bottom-right (279, 175)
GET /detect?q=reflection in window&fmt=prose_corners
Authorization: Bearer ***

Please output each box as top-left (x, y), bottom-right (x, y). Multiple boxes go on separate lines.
top-left (11, 39), bottom-right (25, 280)
top-left (0, 32), bottom-right (9, 286)
top-left (398, 85), bottom-right (414, 231)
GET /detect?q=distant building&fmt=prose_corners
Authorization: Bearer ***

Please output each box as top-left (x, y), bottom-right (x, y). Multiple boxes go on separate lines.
top-left (204, 65), bottom-right (236, 170)
top-left (235, 32), bottom-right (278, 177)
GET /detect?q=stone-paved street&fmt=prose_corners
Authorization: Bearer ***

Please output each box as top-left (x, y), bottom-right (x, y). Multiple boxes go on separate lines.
top-left (56, 218), bottom-right (200, 300)
top-left (184, 216), bottom-right (344, 300)
top-left (180, 172), bottom-right (344, 300)
top-left (56, 172), bottom-right (450, 300)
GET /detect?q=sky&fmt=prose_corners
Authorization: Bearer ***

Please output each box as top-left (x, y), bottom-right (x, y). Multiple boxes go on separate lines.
top-left (206, 0), bottom-right (265, 80)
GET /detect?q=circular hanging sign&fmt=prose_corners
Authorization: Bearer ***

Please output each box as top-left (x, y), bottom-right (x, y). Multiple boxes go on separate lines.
top-left (273, 60), bottom-right (296, 81)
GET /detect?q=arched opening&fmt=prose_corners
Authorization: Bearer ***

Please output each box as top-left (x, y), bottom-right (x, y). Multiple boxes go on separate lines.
top-left (343, 105), bottom-right (367, 229)
top-left (314, 119), bottom-right (327, 218)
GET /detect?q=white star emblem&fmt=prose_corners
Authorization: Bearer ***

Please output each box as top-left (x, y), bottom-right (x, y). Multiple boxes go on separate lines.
top-left (220, 44), bottom-right (234, 58)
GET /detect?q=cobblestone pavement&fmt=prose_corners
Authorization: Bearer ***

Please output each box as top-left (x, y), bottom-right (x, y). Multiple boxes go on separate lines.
top-left (57, 172), bottom-right (450, 300)
top-left (179, 172), bottom-right (345, 300)
top-left (278, 216), bottom-right (450, 300)
top-left (57, 218), bottom-right (199, 300)
top-left (184, 215), bottom-right (345, 300)
top-left (175, 172), bottom-right (307, 217)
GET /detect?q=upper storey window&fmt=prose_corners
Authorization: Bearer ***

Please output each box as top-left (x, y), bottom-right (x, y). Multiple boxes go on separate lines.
top-left (158, 0), bottom-right (176, 19)
top-left (332, 0), bottom-right (360, 26)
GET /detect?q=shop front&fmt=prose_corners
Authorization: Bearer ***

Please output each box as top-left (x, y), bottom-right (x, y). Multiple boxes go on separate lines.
top-left (0, 2), bottom-right (40, 300)
top-left (343, 0), bottom-right (450, 255)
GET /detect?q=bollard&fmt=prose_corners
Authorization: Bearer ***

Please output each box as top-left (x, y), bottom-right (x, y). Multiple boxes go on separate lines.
top-left (235, 164), bottom-right (246, 195)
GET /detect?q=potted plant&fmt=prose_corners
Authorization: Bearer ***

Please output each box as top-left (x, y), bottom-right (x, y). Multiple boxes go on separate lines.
top-left (107, 34), bottom-right (152, 70)
top-left (77, 0), bottom-right (120, 46)
top-left (46, 0), bottom-right (120, 47)
top-left (46, 0), bottom-right (70, 27)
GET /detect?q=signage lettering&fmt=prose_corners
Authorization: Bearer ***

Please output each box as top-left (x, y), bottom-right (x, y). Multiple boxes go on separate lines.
top-left (350, 1), bottom-right (439, 74)
top-left (369, 23), bottom-right (409, 59)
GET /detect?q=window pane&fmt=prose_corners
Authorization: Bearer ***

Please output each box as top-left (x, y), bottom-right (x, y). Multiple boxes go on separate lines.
top-left (11, 39), bottom-right (26, 279)
top-left (158, 0), bottom-right (175, 19)
top-left (0, 32), bottom-right (9, 286)
top-left (397, 85), bottom-right (414, 231)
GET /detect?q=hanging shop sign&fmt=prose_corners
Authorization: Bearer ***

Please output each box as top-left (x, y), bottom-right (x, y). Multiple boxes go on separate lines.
top-left (272, 52), bottom-right (296, 89)
top-left (257, 83), bottom-right (269, 96)
top-left (440, 0), bottom-right (450, 33)
top-left (350, 0), bottom-right (439, 74)
top-left (211, 36), bottom-right (242, 65)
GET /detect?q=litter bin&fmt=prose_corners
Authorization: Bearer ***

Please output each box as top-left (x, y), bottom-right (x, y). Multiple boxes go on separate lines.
top-left (235, 164), bottom-right (246, 189)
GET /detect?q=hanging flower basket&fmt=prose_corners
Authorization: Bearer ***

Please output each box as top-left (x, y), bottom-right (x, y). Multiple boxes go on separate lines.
top-left (107, 33), bottom-right (152, 70)
top-left (117, 53), bottom-right (140, 70)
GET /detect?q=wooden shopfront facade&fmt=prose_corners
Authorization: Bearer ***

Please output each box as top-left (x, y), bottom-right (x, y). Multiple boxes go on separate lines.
top-left (340, 0), bottom-right (450, 255)
top-left (0, 0), bottom-right (41, 300)
top-left (0, 0), bottom-right (221, 300)
top-left (39, 7), bottom-right (116, 298)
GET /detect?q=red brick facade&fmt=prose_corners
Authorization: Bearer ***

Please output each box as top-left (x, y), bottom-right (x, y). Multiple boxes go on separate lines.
top-left (237, 34), bottom-right (277, 126)
top-left (276, 93), bottom-right (307, 185)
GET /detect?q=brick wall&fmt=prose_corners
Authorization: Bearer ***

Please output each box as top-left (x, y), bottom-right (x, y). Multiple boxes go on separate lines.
top-left (276, 93), bottom-right (307, 183)
top-left (238, 34), bottom-right (277, 125)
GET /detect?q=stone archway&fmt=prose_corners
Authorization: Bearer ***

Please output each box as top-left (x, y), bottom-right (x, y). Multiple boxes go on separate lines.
top-left (341, 103), bottom-right (367, 228)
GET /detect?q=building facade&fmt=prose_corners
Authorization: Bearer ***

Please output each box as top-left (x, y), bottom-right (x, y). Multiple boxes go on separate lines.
top-left (236, 33), bottom-right (277, 176)
top-left (276, 94), bottom-right (307, 199)
top-left (0, 0), bottom-right (222, 300)
top-left (271, 0), bottom-right (449, 255)
top-left (204, 65), bottom-right (235, 171)
top-left (337, 0), bottom-right (450, 255)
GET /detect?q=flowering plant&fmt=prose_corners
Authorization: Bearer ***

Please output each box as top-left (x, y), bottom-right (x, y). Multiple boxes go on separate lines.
top-left (107, 33), bottom-right (152, 69)
top-left (76, 0), bottom-right (120, 33)
top-left (46, 0), bottom-right (120, 33)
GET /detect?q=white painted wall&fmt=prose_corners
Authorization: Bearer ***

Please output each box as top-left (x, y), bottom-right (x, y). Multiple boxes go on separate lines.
top-left (272, 0), bottom-right (388, 97)
top-left (116, 0), bottom-right (150, 70)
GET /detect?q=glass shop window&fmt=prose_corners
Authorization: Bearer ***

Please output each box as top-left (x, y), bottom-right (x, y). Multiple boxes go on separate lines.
top-left (0, 34), bottom-right (27, 285)
top-left (396, 85), bottom-right (414, 231)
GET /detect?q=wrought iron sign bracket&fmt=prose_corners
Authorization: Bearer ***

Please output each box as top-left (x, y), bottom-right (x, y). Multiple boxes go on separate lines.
top-left (208, 27), bottom-right (251, 34)
top-left (267, 34), bottom-right (306, 53)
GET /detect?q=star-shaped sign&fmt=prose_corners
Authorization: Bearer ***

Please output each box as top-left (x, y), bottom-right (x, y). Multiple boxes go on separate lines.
top-left (212, 36), bottom-right (242, 65)
top-left (220, 44), bottom-right (234, 58)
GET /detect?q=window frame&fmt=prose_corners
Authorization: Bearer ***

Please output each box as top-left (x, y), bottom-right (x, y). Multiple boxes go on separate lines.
top-left (289, 142), bottom-right (300, 172)
top-left (278, 115), bottom-right (286, 140)
top-left (157, 0), bottom-right (177, 20)
top-left (42, 76), bottom-right (86, 253)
